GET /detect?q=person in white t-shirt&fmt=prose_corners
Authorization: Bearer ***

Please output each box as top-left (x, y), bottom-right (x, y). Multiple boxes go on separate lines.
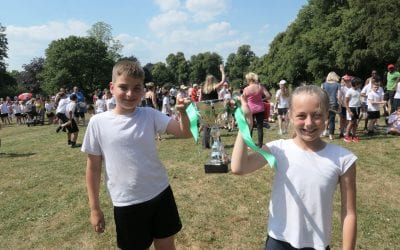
top-left (367, 81), bottom-right (386, 135)
top-left (231, 85), bottom-right (357, 250)
top-left (275, 80), bottom-right (290, 135)
top-left (344, 77), bottom-right (362, 142)
top-left (81, 59), bottom-right (191, 250)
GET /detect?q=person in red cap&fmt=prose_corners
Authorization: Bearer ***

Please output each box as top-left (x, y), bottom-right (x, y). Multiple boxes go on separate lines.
top-left (386, 64), bottom-right (400, 113)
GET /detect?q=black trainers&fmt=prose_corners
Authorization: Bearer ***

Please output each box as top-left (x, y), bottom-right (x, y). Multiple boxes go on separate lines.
top-left (56, 126), bottom-right (62, 133)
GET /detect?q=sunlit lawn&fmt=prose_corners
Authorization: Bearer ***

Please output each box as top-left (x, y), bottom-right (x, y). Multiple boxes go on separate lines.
top-left (0, 116), bottom-right (399, 249)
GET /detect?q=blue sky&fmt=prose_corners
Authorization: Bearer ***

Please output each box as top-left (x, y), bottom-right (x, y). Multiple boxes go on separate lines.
top-left (1, 0), bottom-right (308, 71)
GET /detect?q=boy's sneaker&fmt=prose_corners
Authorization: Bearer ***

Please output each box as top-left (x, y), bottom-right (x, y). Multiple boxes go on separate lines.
top-left (343, 135), bottom-right (352, 142)
top-left (352, 136), bottom-right (359, 143)
top-left (56, 126), bottom-right (62, 133)
top-left (329, 134), bottom-right (334, 140)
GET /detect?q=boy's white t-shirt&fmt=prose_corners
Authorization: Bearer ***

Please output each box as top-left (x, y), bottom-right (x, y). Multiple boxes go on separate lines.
top-left (81, 107), bottom-right (171, 207)
top-left (66, 101), bottom-right (77, 119)
top-left (367, 90), bottom-right (383, 111)
top-left (266, 139), bottom-right (357, 250)
top-left (345, 88), bottom-right (361, 108)
top-left (56, 97), bottom-right (69, 114)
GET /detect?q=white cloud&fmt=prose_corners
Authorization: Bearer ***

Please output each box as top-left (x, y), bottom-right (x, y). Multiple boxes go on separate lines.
top-left (149, 10), bottom-right (188, 36)
top-left (154, 0), bottom-right (181, 11)
top-left (185, 0), bottom-right (229, 22)
top-left (5, 20), bottom-right (90, 70)
top-left (6, 20), bottom-right (89, 41)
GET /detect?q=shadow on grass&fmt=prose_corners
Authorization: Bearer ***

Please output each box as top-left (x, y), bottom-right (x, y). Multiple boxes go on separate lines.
top-left (0, 152), bottom-right (36, 158)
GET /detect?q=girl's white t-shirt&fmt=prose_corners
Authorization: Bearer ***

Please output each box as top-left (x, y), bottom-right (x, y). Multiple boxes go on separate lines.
top-left (266, 139), bottom-right (357, 249)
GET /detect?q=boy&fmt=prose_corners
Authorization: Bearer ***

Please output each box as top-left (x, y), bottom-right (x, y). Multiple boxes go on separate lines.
top-left (367, 81), bottom-right (386, 135)
top-left (65, 94), bottom-right (79, 147)
top-left (344, 77), bottom-right (362, 142)
top-left (81, 59), bottom-right (191, 249)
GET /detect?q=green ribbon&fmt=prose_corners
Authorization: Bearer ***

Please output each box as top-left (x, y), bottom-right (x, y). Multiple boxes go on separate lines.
top-left (185, 101), bottom-right (277, 169)
top-left (186, 103), bottom-right (199, 143)
top-left (234, 105), bottom-right (277, 170)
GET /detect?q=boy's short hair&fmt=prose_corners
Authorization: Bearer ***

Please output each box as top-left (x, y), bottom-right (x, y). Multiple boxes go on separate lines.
top-left (70, 94), bottom-right (77, 100)
top-left (351, 77), bottom-right (362, 87)
top-left (112, 59), bottom-right (145, 82)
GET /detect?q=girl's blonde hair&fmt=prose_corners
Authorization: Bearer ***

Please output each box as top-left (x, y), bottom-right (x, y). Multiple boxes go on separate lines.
top-left (203, 75), bottom-right (216, 94)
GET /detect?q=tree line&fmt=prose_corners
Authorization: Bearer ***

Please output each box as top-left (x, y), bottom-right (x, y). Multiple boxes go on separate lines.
top-left (1, 0), bottom-right (399, 99)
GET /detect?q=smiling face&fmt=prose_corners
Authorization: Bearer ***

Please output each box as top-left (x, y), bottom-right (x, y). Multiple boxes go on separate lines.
top-left (289, 91), bottom-right (328, 149)
top-left (110, 74), bottom-right (144, 115)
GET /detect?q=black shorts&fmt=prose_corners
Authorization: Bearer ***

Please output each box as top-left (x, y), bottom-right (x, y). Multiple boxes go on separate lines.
top-left (277, 108), bottom-right (288, 116)
top-left (56, 113), bottom-right (69, 123)
top-left (367, 111), bottom-right (380, 120)
top-left (66, 119), bottom-right (79, 133)
top-left (113, 186), bottom-right (182, 249)
top-left (347, 107), bottom-right (360, 121)
top-left (340, 107), bottom-right (347, 117)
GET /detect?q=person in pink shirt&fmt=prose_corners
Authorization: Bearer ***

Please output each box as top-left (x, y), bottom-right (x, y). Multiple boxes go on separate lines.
top-left (242, 72), bottom-right (270, 147)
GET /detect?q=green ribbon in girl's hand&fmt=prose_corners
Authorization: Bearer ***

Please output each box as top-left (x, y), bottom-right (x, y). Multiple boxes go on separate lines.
top-left (234, 104), bottom-right (277, 170)
top-left (185, 102), bottom-right (199, 143)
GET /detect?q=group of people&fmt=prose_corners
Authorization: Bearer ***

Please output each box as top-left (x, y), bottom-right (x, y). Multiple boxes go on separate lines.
top-left (321, 64), bottom-right (400, 142)
top-left (80, 59), bottom-right (377, 249)
top-left (2, 58), bottom-right (399, 249)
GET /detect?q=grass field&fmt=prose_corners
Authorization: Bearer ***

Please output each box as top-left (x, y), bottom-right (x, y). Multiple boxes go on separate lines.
top-left (0, 117), bottom-right (399, 249)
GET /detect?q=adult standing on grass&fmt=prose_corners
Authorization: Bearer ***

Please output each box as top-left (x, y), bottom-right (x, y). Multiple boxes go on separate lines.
top-left (275, 79), bottom-right (290, 135)
top-left (242, 72), bottom-right (270, 147)
top-left (231, 85), bottom-right (357, 250)
top-left (82, 59), bottom-right (192, 250)
top-left (386, 64), bottom-right (400, 113)
top-left (321, 71), bottom-right (341, 140)
top-left (199, 64), bottom-right (226, 148)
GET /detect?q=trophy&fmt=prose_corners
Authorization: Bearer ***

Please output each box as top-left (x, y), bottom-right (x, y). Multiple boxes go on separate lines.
top-left (196, 99), bottom-right (229, 173)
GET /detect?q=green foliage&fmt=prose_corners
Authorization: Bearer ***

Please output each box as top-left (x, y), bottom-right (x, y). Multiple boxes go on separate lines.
top-left (152, 62), bottom-right (173, 85)
top-left (166, 52), bottom-right (190, 85)
top-left (87, 21), bottom-right (123, 61)
top-left (0, 71), bottom-right (17, 97)
top-left (189, 52), bottom-right (223, 84)
top-left (0, 23), bottom-right (8, 71)
top-left (260, 0), bottom-right (400, 86)
top-left (226, 45), bottom-right (257, 89)
top-left (40, 36), bottom-right (114, 96)
top-left (19, 57), bottom-right (45, 94)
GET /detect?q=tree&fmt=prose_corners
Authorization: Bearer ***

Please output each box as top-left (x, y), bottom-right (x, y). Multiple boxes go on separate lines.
top-left (151, 62), bottom-right (173, 85)
top-left (260, 0), bottom-right (400, 86)
top-left (189, 52), bottom-right (223, 84)
top-left (225, 45), bottom-right (256, 88)
top-left (166, 52), bottom-right (190, 85)
top-left (87, 21), bottom-right (123, 61)
top-left (0, 23), bottom-right (7, 71)
top-left (19, 57), bottom-right (45, 94)
top-left (41, 36), bottom-right (114, 97)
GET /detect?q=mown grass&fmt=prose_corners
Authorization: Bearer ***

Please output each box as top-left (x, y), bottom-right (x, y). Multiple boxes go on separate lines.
top-left (0, 117), bottom-right (399, 249)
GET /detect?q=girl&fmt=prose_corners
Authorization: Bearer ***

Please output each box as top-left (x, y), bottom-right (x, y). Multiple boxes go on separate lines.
top-left (275, 80), bottom-right (290, 135)
top-left (231, 85), bottom-right (357, 250)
